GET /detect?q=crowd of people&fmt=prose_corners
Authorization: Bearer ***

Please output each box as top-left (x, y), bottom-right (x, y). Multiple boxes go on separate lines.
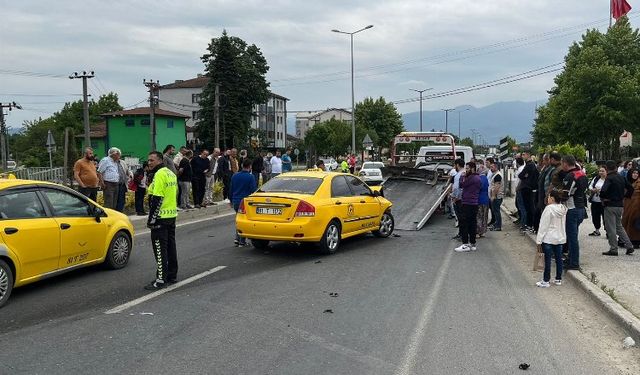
top-left (448, 157), bottom-right (503, 252)
top-left (445, 150), bottom-right (640, 289)
top-left (73, 145), bottom-right (297, 215)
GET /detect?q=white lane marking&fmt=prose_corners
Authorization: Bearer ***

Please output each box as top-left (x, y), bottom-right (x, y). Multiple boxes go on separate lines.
top-left (134, 211), bottom-right (236, 237)
top-left (394, 248), bottom-right (454, 375)
top-left (104, 266), bottom-right (227, 314)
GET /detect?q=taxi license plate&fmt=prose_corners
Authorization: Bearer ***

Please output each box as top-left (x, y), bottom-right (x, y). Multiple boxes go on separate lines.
top-left (256, 207), bottom-right (282, 215)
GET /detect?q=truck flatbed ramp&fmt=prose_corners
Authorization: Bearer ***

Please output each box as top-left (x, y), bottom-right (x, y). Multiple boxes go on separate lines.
top-left (381, 166), bottom-right (452, 231)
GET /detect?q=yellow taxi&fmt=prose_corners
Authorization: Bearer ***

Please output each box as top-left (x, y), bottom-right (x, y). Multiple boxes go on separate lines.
top-left (236, 171), bottom-right (394, 254)
top-left (0, 179), bottom-right (134, 308)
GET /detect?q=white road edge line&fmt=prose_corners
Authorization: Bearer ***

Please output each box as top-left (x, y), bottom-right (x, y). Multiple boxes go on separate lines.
top-left (104, 266), bottom-right (227, 314)
top-left (394, 248), bottom-right (454, 375)
top-left (134, 211), bottom-right (236, 237)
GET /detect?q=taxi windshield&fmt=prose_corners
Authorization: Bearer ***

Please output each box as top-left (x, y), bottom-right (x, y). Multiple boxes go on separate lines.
top-left (258, 177), bottom-right (323, 195)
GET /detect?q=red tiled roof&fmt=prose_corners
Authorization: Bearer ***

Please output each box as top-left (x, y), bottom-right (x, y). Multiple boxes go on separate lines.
top-left (75, 122), bottom-right (106, 138)
top-left (160, 76), bottom-right (210, 89)
top-left (101, 107), bottom-right (189, 118)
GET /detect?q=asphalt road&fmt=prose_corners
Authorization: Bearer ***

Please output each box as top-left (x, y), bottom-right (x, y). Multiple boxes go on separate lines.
top-left (0, 213), bottom-right (637, 374)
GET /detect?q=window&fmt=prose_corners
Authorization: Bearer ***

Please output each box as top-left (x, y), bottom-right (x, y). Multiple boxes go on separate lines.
top-left (259, 177), bottom-right (323, 195)
top-left (0, 191), bottom-right (47, 219)
top-left (345, 176), bottom-right (371, 196)
top-left (167, 119), bottom-right (174, 129)
top-left (42, 190), bottom-right (92, 217)
top-left (125, 119), bottom-right (134, 127)
top-left (331, 176), bottom-right (352, 197)
top-left (192, 93), bottom-right (201, 103)
top-left (141, 119), bottom-right (150, 127)
top-left (192, 111), bottom-right (200, 120)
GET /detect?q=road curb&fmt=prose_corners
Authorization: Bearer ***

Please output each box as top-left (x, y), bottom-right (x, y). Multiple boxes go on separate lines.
top-left (130, 203), bottom-right (233, 233)
top-left (500, 204), bottom-right (640, 341)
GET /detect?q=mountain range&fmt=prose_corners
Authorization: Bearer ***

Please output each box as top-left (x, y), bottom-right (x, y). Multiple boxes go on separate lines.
top-left (401, 100), bottom-right (544, 145)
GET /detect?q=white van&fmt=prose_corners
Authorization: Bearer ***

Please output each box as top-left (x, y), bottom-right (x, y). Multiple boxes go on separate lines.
top-left (414, 145), bottom-right (474, 168)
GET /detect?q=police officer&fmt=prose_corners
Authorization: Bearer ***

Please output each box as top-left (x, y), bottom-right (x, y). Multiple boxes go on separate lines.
top-left (144, 151), bottom-right (179, 290)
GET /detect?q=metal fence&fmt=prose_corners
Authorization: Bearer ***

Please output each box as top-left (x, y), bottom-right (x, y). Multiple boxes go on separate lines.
top-left (12, 167), bottom-right (67, 184)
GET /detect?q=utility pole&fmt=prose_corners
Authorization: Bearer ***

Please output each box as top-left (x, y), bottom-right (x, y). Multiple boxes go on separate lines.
top-left (69, 71), bottom-right (95, 149)
top-left (410, 88), bottom-right (432, 132)
top-left (214, 83), bottom-right (220, 149)
top-left (143, 79), bottom-right (160, 151)
top-left (442, 108), bottom-right (455, 134)
top-left (0, 102), bottom-right (22, 171)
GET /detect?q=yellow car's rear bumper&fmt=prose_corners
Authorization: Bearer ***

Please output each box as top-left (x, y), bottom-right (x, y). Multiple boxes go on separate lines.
top-left (236, 215), bottom-right (325, 242)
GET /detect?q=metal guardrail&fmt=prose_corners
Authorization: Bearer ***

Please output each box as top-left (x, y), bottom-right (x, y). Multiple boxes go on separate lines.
top-left (12, 167), bottom-right (66, 183)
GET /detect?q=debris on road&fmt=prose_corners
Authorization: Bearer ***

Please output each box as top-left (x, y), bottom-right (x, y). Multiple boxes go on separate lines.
top-left (623, 336), bottom-right (636, 349)
top-left (393, 234), bottom-right (401, 238)
top-left (140, 312), bottom-right (154, 316)
top-left (323, 309), bottom-right (333, 314)
top-left (314, 260), bottom-right (322, 264)
top-left (329, 292), bottom-right (339, 297)
top-left (518, 363), bottom-right (530, 370)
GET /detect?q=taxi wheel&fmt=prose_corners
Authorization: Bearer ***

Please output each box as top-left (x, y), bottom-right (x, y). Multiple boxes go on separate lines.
top-left (252, 239), bottom-right (270, 250)
top-left (319, 220), bottom-right (341, 254)
top-left (373, 211), bottom-right (395, 238)
top-left (0, 259), bottom-right (14, 308)
top-left (104, 231), bottom-right (132, 270)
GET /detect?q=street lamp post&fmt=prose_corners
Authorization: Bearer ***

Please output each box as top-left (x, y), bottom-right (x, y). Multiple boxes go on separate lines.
top-left (332, 24), bottom-right (373, 155)
top-left (410, 88), bottom-right (432, 132)
top-left (442, 108), bottom-right (455, 134)
top-left (456, 108), bottom-right (470, 139)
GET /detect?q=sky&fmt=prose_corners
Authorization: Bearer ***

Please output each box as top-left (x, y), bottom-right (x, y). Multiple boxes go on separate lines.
top-left (1, 0), bottom-right (635, 140)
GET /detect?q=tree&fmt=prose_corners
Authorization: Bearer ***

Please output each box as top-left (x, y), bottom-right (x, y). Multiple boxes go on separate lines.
top-left (532, 17), bottom-right (640, 159)
top-left (198, 30), bottom-right (270, 149)
top-left (355, 97), bottom-right (404, 151)
top-left (459, 137), bottom-right (474, 147)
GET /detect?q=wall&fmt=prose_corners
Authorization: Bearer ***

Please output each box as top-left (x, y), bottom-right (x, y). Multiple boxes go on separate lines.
top-left (80, 138), bottom-right (107, 158)
top-left (158, 87), bottom-right (201, 128)
top-left (107, 116), bottom-right (186, 160)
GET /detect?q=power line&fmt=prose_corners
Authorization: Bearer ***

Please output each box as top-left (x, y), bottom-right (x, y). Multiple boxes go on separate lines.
top-left (0, 69), bottom-right (67, 79)
top-left (271, 13), bottom-right (640, 87)
top-left (0, 93), bottom-right (83, 97)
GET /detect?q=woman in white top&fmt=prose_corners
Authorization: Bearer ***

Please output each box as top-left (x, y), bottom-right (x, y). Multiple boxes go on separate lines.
top-left (536, 190), bottom-right (567, 288)
top-left (588, 167), bottom-right (607, 236)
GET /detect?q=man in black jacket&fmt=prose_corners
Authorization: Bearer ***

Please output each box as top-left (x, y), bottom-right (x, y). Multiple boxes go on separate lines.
top-left (562, 155), bottom-right (588, 269)
top-left (518, 152), bottom-right (539, 232)
top-left (216, 150), bottom-right (232, 202)
top-left (252, 151), bottom-right (265, 186)
top-left (600, 160), bottom-right (634, 255)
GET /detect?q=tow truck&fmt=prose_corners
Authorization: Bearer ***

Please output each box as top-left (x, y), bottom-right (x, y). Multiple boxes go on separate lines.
top-left (382, 132), bottom-right (457, 231)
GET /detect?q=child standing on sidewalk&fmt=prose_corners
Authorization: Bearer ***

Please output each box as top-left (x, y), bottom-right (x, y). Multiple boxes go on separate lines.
top-left (535, 190), bottom-right (568, 288)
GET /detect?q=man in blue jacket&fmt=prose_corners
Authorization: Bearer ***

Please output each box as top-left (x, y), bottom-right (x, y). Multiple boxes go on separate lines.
top-left (230, 158), bottom-right (257, 247)
top-left (456, 161), bottom-right (482, 252)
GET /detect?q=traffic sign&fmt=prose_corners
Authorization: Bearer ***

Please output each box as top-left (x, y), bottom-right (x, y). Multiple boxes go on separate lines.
top-left (362, 134), bottom-right (374, 148)
top-left (294, 148), bottom-right (300, 156)
top-left (498, 136), bottom-right (510, 161)
top-left (620, 130), bottom-right (633, 148)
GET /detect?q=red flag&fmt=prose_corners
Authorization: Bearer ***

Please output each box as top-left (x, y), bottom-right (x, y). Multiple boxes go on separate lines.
top-left (612, 0), bottom-right (632, 19)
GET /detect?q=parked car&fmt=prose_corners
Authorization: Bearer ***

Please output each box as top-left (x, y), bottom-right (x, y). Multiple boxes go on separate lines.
top-left (358, 162), bottom-right (385, 185)
top-left (320, 157), bottom-right (339, 171)
top-left (236, 171), bottom-right (394, 254)
top-left (0, 179), bottom-right (134, 308)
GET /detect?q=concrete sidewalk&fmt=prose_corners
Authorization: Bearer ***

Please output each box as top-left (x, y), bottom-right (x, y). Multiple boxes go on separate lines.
top-left (502, 196), bottom-right (640, 339)
top-left (127, 202), bottom-right (233, 233)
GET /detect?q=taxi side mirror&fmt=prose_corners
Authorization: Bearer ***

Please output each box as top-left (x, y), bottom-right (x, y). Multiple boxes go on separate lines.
top-left (93, 206), bottom-right (104, 222)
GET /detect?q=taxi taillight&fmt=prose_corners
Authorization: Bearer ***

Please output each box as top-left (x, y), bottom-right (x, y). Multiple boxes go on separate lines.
top-left (295, 200), bottom-right (315, 217)
top-left (238, 199), bottom-right (246, 214)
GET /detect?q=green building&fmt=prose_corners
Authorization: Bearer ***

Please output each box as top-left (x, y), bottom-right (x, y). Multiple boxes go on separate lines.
top-left (80, 107), bottom-right (189, 160)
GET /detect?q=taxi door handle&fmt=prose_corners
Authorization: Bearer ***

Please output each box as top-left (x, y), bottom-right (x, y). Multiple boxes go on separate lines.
top-left (335, 201), bottom-right (342, 205)
top-left (359, 200), bottom-right (366, 203)
top-left (60, 223), bottom-right (71, 230)
top-left (4, 227), bottom-right (18, 235)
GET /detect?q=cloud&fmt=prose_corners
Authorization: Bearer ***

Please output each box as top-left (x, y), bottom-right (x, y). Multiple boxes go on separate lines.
top-left (0, 0), bottom-right (624, 134)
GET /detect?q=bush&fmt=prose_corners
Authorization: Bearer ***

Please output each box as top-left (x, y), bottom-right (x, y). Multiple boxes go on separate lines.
top-left (538, 143), bottom-right (587, 161)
